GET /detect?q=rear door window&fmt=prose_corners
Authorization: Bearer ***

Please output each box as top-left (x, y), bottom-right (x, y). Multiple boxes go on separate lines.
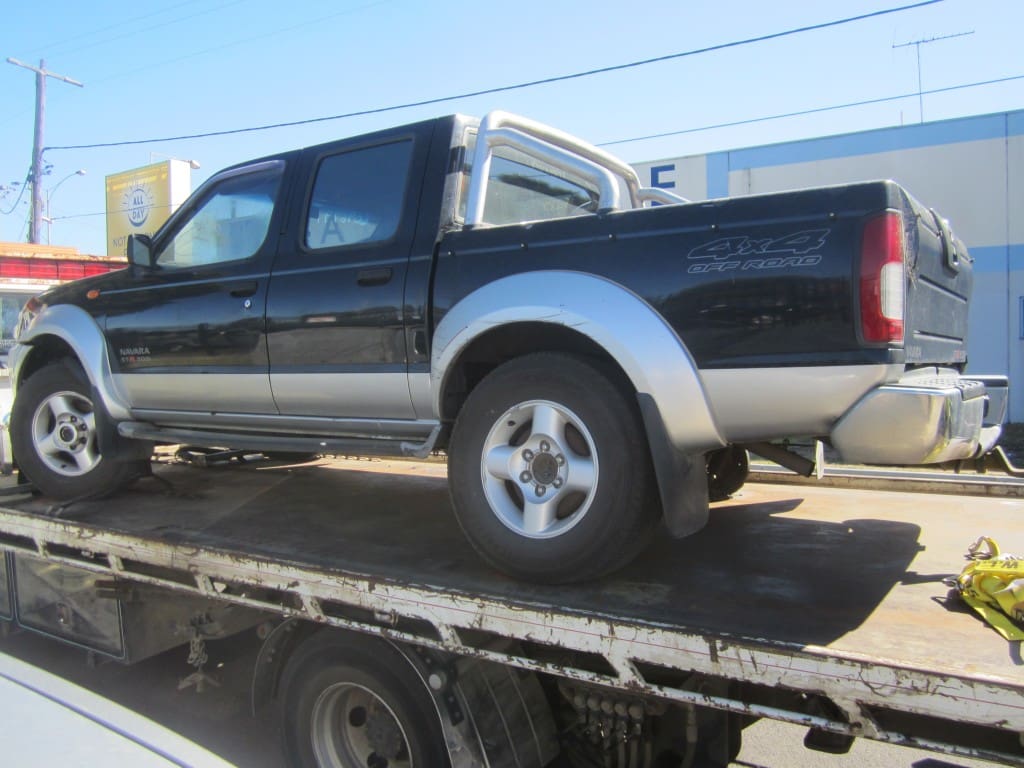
top-left (305, 140), bottom-right (414, 250)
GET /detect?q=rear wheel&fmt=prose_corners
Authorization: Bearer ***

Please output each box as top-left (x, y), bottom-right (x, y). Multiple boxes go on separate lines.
top-left (10, 360), bottom-right (149, 500)
top-left (449, 353), bottom-right (658, 583)
top-left (279, 630), bottom-right (449, 768)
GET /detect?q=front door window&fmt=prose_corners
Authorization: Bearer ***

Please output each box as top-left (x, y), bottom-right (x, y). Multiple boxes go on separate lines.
top-left (156, 164), bottom-right (282, 268)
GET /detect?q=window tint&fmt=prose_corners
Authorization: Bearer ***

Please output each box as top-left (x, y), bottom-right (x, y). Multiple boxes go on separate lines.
top-left (481, 146), bottom-right (598, 226)
top-left (155, 165), bottom-right (282, 268)
top-left (306, 140), bottom-right (413, 250)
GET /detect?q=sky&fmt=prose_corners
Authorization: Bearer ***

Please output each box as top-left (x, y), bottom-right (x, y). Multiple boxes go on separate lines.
top-left (1, 0), bottom-right (1021, 255)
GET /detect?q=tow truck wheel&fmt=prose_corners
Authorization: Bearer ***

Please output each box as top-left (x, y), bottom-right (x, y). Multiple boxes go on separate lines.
top-left (449, 352), bottom-right (658, 583)
top-left (279, 630), bottom-right (449, 768)
top-left (10, 359), bottom-right (149, 500)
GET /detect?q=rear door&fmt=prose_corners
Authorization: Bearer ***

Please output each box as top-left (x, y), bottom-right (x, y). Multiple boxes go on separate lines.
top-left (265, 122), bottom-right (432, 421)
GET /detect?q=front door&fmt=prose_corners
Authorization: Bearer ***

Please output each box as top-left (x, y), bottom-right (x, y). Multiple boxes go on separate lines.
top-left (103, 160), bottom-right (286, 416)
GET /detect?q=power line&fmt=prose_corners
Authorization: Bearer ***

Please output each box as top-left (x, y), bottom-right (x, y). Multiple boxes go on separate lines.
top-left (47, 0), bottom-right (944, 152)
top-left (0, 175), bottom-right (31, 216)
top-left (599, 73), bottom-right (1024, 148)
top-left (41, 0), bottom-right (248, 61)
top-left (18, 0), bottom-right (206, 58)
top-left (44, 70), bottom-right (1024, 228)
top-left (87, 0), bottom-right (394, 88)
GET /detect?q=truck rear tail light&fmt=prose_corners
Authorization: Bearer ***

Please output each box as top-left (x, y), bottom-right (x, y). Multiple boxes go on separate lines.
top-left (860, 211), bottom-right (905, 344)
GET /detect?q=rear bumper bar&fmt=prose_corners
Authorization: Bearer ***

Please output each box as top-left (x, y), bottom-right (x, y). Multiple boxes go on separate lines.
top-left (831, 372), bottom-right (1007, 465)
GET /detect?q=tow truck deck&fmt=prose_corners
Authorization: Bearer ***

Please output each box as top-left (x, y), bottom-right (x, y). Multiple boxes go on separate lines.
top-left (0, 456), bottom-right (1021, 765)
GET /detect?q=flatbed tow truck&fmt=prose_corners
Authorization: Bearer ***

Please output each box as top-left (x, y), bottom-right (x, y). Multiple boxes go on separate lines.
top-left (0, 454), bottom-right (1021, 767)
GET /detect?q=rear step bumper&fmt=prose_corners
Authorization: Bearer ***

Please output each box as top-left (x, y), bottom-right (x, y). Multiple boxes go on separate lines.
top-left (831, 373), bottom-right (1007, 465)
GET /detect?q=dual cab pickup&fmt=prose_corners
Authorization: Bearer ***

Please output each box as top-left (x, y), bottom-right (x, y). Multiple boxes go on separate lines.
top-left (8, 112), bottom-right (1007, 582)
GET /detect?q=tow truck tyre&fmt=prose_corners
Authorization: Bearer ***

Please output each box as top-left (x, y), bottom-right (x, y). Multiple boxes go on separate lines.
top-left (449, 353), bottom-right (658, 583)
top-left (279, 630), bottom-right (449, 768)
top-left (10, 359), bottom-right (148, 500)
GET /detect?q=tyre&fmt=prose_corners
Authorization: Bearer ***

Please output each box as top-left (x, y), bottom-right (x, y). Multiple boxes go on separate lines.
top-left (706, 445), bottom-right (749, 502)
top-left (278, 630), bottom-right (449, 768)
top-left (10, 359), bottom-right (149, 500)
top-left (448, 353), bottom-right (658, 583)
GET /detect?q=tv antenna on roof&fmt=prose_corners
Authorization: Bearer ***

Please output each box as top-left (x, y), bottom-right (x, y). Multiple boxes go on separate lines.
top-left (893, 31), bottom-right (974, 123)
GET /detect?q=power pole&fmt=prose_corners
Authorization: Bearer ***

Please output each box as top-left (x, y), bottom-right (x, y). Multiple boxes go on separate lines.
top-left (893, 31), bottom-right (973, 123)
top-left (6, 58), bottom-right (83, 244)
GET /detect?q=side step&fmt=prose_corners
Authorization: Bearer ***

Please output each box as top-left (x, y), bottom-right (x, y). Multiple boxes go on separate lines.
top-left (117, 422), bottom-right (441, 460)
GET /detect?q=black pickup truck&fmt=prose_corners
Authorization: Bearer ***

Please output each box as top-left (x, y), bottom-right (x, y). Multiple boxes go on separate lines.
top-left (8, 111), bottom-right (1007, 582)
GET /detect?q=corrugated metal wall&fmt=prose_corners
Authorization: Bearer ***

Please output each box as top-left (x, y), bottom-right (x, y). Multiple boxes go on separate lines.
top-left (633, 110), bottom-right (1024, 421)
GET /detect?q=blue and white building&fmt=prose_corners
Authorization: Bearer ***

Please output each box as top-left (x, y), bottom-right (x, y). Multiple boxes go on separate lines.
top-left (634, 109), bottom-right (1024, 421)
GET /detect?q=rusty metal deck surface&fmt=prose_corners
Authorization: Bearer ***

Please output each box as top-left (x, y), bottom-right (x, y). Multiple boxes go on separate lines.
top-left (4, 456), bottom-right (1022, 687)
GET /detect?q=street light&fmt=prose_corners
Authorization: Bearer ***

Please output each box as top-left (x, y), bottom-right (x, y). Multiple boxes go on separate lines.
top-left (43, 169), bottom-right (86, 245)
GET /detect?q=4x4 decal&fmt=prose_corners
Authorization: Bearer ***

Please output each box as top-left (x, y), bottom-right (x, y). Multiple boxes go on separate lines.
top-left (686, 228), bottom-right (829, 274)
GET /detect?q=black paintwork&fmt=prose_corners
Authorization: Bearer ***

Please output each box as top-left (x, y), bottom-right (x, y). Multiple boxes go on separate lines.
top-left (434, 181), bottom-right (971, 369)
top-left (36, 116), bottom-right (972, 424)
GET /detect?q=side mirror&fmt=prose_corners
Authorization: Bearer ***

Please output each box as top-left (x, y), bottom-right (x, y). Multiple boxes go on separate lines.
top-left (126, 234), bottom-right (154, 268)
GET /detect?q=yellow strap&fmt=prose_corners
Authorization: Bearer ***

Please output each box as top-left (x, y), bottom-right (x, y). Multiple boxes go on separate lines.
top-left (955, 538), bottom-right (1024, 641)
top-left (961, 594), bottom-right (1024, 641)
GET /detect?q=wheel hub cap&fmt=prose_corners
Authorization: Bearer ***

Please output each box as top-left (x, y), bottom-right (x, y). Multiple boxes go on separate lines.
top-left (55, 416), bottom-right (88, 450)
top-left (31, 390), bottom-right (100, 477)
top-left (481, 400), bottom-right (599, 539)
top-left (311, 683), bottom-right (412, 768)
top-left (528, 450), bottom-right (560, 485)
top-left (364, 701), bottom-right (404, 760)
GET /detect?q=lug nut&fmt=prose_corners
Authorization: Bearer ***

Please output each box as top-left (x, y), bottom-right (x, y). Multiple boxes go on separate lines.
top-left (555, 454), bottom-right (565, 465)
top-left (539, 440), bottom-right (550, 452)
top-left (522, 449), bottom-right (535, 461)
top-left (552, 478), bottom-right (563, 489)
top-left (520, 470), bottom-right (532, 483)
top-left (534, 485), bottom-right (545, 496)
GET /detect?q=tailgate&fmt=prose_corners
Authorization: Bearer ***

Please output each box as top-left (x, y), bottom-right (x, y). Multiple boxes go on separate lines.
top-left (898, 186), bottom-right (973, 366)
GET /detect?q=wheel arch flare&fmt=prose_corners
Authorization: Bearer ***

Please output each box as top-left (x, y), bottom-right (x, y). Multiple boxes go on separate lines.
top-left (432, 271), bottom-right (726, 538)
top-left (12, 303), bottom-right (131, 421)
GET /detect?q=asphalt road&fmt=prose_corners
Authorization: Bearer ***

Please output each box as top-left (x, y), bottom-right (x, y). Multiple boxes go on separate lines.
top-left (0, 622), bottom-right (995, 768)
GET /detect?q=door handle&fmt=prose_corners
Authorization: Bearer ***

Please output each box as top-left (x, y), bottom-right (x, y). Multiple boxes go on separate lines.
top-left (357, 267), bottom-right (393, 286)
top-left (227, 281), bottom-right (258, 298)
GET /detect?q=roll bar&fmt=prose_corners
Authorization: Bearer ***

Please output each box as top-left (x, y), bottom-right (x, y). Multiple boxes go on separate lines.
top-left (463, 111), bottom-right (686, 227)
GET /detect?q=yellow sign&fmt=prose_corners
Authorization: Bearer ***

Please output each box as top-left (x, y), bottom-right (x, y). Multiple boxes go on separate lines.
top-left (105, 160), bottom-right (192, 257)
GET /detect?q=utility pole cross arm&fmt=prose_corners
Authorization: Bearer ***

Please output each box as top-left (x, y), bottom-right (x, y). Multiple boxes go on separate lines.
top-left (6, 57), bottom-right (84, 244)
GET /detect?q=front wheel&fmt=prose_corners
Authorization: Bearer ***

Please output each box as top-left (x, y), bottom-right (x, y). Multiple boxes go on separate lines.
top-left (449, 353), bottom-right (658, 583)
top-left (10, 360), bottom-right (149, 500)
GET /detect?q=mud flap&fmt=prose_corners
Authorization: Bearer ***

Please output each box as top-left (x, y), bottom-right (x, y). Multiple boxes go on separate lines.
top-left (91, 381), bottom-right (151, 464)
top-left (637, 393), bottom-right (710, 538)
